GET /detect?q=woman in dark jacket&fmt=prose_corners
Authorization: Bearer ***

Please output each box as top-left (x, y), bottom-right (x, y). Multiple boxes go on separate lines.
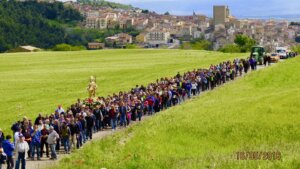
top-left (0, 129), bottom-right (4, 148)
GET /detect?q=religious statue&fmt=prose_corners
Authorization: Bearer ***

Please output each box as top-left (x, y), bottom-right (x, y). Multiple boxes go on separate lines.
top-left (87, 76), bottom-right (97, 98)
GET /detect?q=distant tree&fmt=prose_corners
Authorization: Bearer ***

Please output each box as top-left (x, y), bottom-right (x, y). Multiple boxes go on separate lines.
top-left (142, 9), bottom-right (149, 14)
top-left (0, 0), bottom-right (82, 52)
top-left (290, 22), bottom-right (300, 26)
top-left (234, 34), bottom-right (256, 52)
top-left (295, 36), bottom-right (300, 43)
top-left (164, 11), bottom-right (170, 15)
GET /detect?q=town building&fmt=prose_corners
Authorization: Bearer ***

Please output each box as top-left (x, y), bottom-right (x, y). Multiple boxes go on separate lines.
top-left (146, 30), bottom-right (170, 46)
top-left (213, 6), bottom-right (230, 26)
top-left (87, 42), bottom-right (105, 50)
top-left (105, 33), bottom-right (133, 47)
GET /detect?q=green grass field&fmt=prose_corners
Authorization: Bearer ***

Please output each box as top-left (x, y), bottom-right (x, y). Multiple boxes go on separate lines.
top-left (0, 49), bottom-right (243, 133)
top-left (51, 57), bottom-right (300, 169)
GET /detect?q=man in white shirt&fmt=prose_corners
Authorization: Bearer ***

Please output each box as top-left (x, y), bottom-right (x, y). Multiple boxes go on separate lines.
top-left (14, 129), bottom-right (22, 146)
top-left (55, 105), bottom-right (65, 114)
top-left (15, 134), bottom-right (29, 169)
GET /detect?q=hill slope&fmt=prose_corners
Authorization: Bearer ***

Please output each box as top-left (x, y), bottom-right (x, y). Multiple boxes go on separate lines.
top-left (77, 0), bottom-right (135, 10)
top-left (52, 57), bottom-right (300, 169)
top-left (0, 1), bottom-right (82, 52)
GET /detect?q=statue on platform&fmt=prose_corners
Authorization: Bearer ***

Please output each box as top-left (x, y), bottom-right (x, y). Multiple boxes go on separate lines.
top-left (87, 76), bottom-right (97, 98)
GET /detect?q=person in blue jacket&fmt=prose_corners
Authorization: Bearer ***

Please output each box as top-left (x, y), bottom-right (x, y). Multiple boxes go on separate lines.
top-left (185, 80), bottom-right (192, 99)
top-left (2, 135), bottom-right (15, 169)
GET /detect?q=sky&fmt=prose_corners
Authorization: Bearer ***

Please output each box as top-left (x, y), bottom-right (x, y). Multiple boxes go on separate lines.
top-left (104, 0), bottom-right (300, 17)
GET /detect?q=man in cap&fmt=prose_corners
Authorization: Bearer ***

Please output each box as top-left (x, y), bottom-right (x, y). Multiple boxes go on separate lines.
top-left (15, 134), bottom-right (29, 169)
top-left (47, 126), bottom-right (59, 160)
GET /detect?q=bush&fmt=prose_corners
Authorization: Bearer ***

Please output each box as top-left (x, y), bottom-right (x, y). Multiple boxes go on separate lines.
top-left (180, 42), bottom-right (192, 49)
top-left (292, 45), bottom-right (300, 53)
top-left (52, 43), bottom-right (86, 51)
top-left (180, 40), bottom-right (212, 50)
top-left (220, 44), bottom-right (241, 53)
top-left (125, 44), bottom-right (140, 49)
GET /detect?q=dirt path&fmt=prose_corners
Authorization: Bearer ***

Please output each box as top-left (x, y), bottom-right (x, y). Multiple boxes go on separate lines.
top-left (3, 62), bottom-right (279, 169)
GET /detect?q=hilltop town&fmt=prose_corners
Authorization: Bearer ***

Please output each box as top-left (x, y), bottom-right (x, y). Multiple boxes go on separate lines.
top-left (6, 0), bottom-right (300, 52)
top-left (60, 1), bottom-right (300, 51)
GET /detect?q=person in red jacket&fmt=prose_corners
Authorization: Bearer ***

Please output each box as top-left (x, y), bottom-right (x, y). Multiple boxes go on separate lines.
top-left (109, 106), bottom-right (117, 131)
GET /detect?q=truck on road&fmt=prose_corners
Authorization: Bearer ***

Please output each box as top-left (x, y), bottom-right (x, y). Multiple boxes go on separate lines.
top-left (276, 47), bottom-right (288, 59)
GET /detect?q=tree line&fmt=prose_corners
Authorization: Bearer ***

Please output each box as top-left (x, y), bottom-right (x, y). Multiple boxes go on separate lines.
top-left (0, 1), bottom-right (143, 52)
top-left (0, 0), bottom-right (83, 52)
top-left (77, 0), bottom-right (135, 10)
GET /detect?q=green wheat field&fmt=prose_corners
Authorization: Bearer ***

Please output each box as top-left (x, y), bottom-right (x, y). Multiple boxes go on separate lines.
top-left (0, 49), bottom-right (299, 168)
top-left (0, 49), bottom-right (242, 133)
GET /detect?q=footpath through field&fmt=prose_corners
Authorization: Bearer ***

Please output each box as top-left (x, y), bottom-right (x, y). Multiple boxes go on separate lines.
top-left (4, 60), bottom-right (282, 169)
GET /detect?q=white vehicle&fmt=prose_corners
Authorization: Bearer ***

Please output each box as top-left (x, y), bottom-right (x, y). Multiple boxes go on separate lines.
top-left (276, 47), bottom-right (288, 59)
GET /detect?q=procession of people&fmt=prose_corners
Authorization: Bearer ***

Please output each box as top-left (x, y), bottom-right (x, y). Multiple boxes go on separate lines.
top-left (0, 54), bottom-right (295, 169)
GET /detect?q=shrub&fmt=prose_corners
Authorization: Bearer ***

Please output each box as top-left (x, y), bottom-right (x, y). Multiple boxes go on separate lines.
top-left (220, 44), bottom-right (241, 53)
top-left (52, 43), bottom-right (86, 51)
top-left (292, 45), bottom-right (300, 53)
top-left (125, 44), bottom-right (140, 49)
top-left (180, 40), bottom-right (212, 50)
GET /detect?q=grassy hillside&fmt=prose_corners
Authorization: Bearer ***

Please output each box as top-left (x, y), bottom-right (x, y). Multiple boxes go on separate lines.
top-left (0, 0), bottom-right (82, 52)
top-left (51, 57), bottom-right (300, 169)
top-left (0, 49), bottom-right (243, 133)
top-left (77, 0), bottom-right (135, 10)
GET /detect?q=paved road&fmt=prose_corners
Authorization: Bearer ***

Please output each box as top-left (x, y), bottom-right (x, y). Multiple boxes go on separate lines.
top-left (2, 60), bottom-right (283, 169)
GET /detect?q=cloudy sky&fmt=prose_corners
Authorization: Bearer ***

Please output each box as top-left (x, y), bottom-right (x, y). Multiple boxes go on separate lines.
top-left (105, 0), bottom-right (300, 17)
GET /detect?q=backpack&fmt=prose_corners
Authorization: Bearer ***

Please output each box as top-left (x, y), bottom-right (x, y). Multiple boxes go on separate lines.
top-left (0, 153), bottom-right (7, 164)
top-left (11, 122), bottom-right (20, 132)
top-left (61, 127), bottom-right (70, 138)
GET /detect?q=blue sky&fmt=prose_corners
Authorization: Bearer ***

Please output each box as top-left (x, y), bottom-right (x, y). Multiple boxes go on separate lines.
top-left (105, 0), bottom-right (300, 17)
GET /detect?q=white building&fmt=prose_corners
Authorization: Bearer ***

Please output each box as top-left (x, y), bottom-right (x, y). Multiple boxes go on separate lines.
top-left (146, 30), bottom-right (170, 45)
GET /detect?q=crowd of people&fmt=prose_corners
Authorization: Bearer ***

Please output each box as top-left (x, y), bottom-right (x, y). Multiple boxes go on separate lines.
top-left (0, 54), bottom-right (294, 169)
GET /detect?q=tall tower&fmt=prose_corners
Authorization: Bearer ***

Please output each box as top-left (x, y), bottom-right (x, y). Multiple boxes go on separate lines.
top-left (213, 5), bottom-right (230, 26)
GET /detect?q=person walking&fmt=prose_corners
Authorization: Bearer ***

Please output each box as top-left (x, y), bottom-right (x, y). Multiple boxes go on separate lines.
top-left (136, 100), bottom-right (143, 121)
top-left (30, 125), bottom-right (41, 161)
top-left (85, 112), bottom-right (94, 140)
top-left (93, 106), bottom-right (103, 131)
top-left (52, 120), bottom-right (60, 152)
top-left (185, 81), bottom-right (192, 98)
top-left (109, 106), bottom-right (117, 131)
top-left (60, 122), bottom-right (71, 154)
top-left (68, 120), bottom-right (77, 151)
top-left (15, 134), bottom-right (29, 169)
top-left (74, 118), bottom-right (82, 149)
top-left (0, 129), bottom-right (4, 148)
top-left (0, 148), bottom-right (7, 169)
top-left (191, 81), bottom-right (197, 96)
top-left (118, 102), bottom-right (127, 127)
top-left (40, 125), bottom-right (49, 158)
top-left (47, 126), bottom-right (59, 160)
top-left (2, 135), bottom-right (15, 169)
